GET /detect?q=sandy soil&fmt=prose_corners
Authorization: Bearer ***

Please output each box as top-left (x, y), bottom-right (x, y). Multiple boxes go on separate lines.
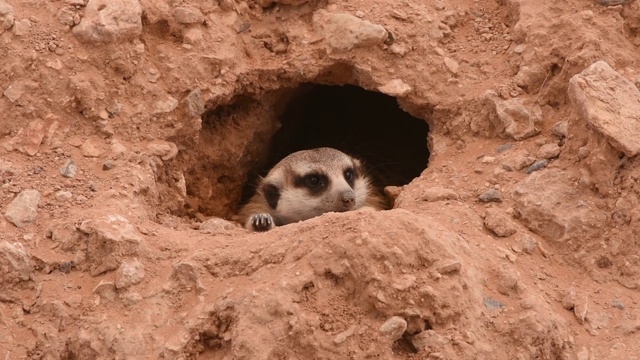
top-left (2, 0), bottom-right (640, 358)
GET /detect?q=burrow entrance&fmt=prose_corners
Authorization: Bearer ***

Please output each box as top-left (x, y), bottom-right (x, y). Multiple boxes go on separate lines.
top-left (263, 84), bottom-right (429, 187)
top-left (184, 83), bottom-right (431, 220)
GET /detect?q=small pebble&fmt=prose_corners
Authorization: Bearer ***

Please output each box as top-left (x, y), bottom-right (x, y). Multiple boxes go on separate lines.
top-left (496, 144), bottom-right (514, 153)
top-left (59, 261), bottom-right (74, 274)
top-left (33, 166), bottom-right (43, 174)
top-left (379, 316), bottom-right (407, 341)
top-left (55, 190), bottom-right (73, 202)
top-left (526, 159), bottom-right (548, 174)
top-left (102, 160), bottom-right (115, 171)
top-left (479, 188), bottom-right (503, 203)
top-left (612, 299), bottom-right (625, 310)
top-left (483, 297), bottom-right (505, 310)
top-left (60, 159), bottom-right (77, 178)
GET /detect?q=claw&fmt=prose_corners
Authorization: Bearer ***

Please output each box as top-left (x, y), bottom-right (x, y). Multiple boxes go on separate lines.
top-left (251, 213), bottom-right (275, 232)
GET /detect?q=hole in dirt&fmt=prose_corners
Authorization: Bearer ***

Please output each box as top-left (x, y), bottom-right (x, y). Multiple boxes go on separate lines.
top-left (183, 82), bottom-right (430, 220)
top-left (240, 83), bottom-right (431, 204)
top-left (392, 333), bottom-right (419, 354)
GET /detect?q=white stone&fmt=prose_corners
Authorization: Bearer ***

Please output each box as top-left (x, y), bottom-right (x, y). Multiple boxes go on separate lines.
top-left (4, 190), bottom-right (41, 228)
top-left (378, 79), bottom-right (412, 97)
top-left (569, 60), bottom-right (640, 157)
top-left (484, 91), bottom-right (541, 140)
top-left (312, 10), bottom-right (388, 52)
top-left (73, 0), bottom-right (142, 43)
top-left (379, 316), bottom-right (407, 341)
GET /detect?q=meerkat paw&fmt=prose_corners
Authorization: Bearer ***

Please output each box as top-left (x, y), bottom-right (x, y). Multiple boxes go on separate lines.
top-left (249, 213), bottom-right (275, 232)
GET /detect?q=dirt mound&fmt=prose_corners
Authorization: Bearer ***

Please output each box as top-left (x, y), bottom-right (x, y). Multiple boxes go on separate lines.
top-left (1, 0), bottom-right (640, 358)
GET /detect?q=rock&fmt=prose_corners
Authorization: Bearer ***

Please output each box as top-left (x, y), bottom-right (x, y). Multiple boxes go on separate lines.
top-left (55, 191), bottom-right (73, 202)
top-left (525, 159), bottom-right (549, 174)
top-left (569, 61), bottom-right (640, 157)
top-left (612, 299), bottom-right (625, 310)
top-left (170, 261), bottom-right (204, 292)
top-left (518, 234), bottom-right (537, 254)
top-left (4, 190), bottom-right (41, 228)
top-left (5, 119), bottom-right (46, 156)
top-left (173, 6), bottom-right (204, 24)
top-left (152, 96), bottom-right (179, 115)
top-left (484, 209), bottom-right (517, 237)
top-left (576, 348), bottom-right (589, 360)
top-left (93, 280), bottom-right (117, 302)
top-left (483, 297), bottom-right (505, 310)
top-left (410, 330), bottom-right (448, 351)
top-left (183, 28), bottom-right (203, 45)
top-left (44, 116), bottom-right (69, 148)
top-left (379, 316), bottom-right (407, 341)
top-left (102, 160), bottom-right (115, 171)
top-left (481, 156), bottom-right (496, 164)
top-left (0, 1), bottom-right (14, 32)
top-left (60, 159), bottom-right (78, 178)
top-left (0, 160), bottom-right (19, 179)
top-left (437, 261), bottom-right (461, 274)
top-left (513, 64), bottom-right (547, 91)
top-left (502, 150), bottom-right (535, 171)
top-left (537, 143), bottom-right (561, 159)
top-left (422, 187), bottom-right (459, 202)
top-left (484, 91), bottom-right (542, 140)
top-left (334, 325), bottom-right (356, 344)
top-left (81, 138), bottom-right (105, 157)
top-left (115, 258), bottom-right (145, 289)
top-left (147, 140), bottom-right (179, 161)
top-left (3, 82), bottom-right (24, 103)
top-left (0, 241), bottom-right (31, 283)
top-left (111, 140), bottom-right (127, 155)
top-left (185, 88), bottom-right (204, 117)
top-left (378, 79), bottom-right (412, 97)
top-left (73, 0), bottom-right (142, 43)
top-left (312, 10), bottom-right (388, 52)
top-left (479, 188), bottom-right (503, 203)
top-left (513, 169), bottom-right (606, 242)
top-left (551, 121), bottom-right (568, 138)
top-left (444, 57), bottom-right (459, 74)
top-left (574, 297), bottom-right (588, 324)
top-left (78, 215), bottom-right (143, 276)
top-left (561, 288), bottom-right (577, 310)
top-left (199, 217), bottom-right (237, 234)
top-left (13, 19), bottom-right (31, 36)
top-left (496, 144), bottom-right (514, 153)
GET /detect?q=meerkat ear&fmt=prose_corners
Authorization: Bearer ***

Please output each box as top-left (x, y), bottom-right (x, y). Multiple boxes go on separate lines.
top-left (262, 182), bottom-right (281, 209)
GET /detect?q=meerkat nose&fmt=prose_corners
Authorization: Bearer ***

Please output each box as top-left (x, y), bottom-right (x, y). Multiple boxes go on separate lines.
top-left (340, 190), bottom-right (355, 207)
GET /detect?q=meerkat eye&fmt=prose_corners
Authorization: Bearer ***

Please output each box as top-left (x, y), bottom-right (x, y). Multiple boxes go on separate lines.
top-left (304, 174), bottom-right (321, 188)
top-left (344, 168), bottom-right (354, 182)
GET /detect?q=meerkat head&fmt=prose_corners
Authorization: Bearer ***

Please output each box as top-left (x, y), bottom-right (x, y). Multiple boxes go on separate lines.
top-left (259, 147), bottom-right (372, 225)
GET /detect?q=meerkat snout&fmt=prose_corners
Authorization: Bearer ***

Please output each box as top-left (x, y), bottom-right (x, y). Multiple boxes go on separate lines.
top-left (238, 147), bottom-right (389, 232)
top-left (339, 190), bottom-right (355, 208)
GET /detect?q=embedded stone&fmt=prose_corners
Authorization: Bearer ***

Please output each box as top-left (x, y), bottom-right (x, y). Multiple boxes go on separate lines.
top-left (568, 60), bottom-right (640, 157)
top-left (4, 190), bottom-right (41, 228)
top-left (312, 10), bottom-right (388, 52)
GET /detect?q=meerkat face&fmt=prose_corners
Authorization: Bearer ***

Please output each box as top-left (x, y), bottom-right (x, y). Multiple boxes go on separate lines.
top-left (260, 148), bottom-right (372, 225)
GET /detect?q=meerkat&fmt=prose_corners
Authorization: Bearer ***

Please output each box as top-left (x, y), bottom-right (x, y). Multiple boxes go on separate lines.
top-left (239, 147), bottom-right (388, 231)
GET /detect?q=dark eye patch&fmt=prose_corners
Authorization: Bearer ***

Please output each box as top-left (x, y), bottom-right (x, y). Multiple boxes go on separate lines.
top-left (343, 166), bottom-right (356, 188)
top-left (262, 183), bottom-right (280, 209)
top-left (294, 172), bottom-right (329, 195)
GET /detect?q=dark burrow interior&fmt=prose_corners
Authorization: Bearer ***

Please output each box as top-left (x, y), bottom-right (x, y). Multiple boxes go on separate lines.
top-left (240, 83), bottom-right (431, 205)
